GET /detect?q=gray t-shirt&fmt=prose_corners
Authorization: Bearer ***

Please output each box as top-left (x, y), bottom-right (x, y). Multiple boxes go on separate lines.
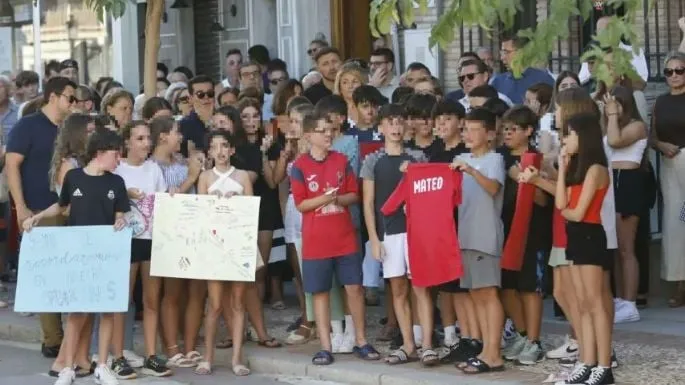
top-left (361, 148), bottom-right (426, 240)
top-left (456, 151), bottom-right (505, 256)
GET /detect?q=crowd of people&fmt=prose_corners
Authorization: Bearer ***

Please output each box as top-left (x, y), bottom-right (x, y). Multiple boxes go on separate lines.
top-left (1, 14), bottom-right (685, 385)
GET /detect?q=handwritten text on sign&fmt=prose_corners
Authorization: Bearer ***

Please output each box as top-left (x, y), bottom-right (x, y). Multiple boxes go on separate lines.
top-left (150, 193), bottom-right (260, 281)
top-left (14, 226), bottom-right (132, 313)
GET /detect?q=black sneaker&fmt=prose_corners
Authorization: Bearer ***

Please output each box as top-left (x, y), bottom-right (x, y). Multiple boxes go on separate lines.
top-left (584, 367), bottom-right (615, 385)
top-left (610, 350), bottom-right (619, 368)
top-left (286, 316), bottom-right (302, 332)
top-left (41, 343), bottom-right (60, 358)
top-left (141, 355), bottom-right (172, 377)
top-left (111, 356), bottom-right (137, 380)
top-left (439, 341), bottom-right (462, 363)
top-left (560, 355), bottom-right (578, 367)
top-left (565, 364), bottom-right (593, 384)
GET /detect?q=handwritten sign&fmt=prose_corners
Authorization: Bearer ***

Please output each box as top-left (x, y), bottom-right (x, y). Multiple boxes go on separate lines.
top-left (14, 226), bottom-right (133, 313)
top-left (150, 193), bottom-right (261, 281)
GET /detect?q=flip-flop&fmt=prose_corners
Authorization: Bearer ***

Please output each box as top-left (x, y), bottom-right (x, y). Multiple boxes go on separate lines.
top-left (193, 361), bottom-right (212, 375)
top-left (217, 339), bottom-right (233, 349)
top-left (232, 364), bottom-right (250, 376)
top-left (257, 337), bottom-right (282, 348)
top-left (460, 357), bottom-right (505, 374)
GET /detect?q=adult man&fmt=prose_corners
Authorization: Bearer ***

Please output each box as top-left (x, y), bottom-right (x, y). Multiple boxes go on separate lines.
top-left (0, 75), bottom-right (19, 143)
top-left (578, 16), bottom-right (648, 89)
top-left (6, 76), bottom-right (77, 358)
top-left (180, 75), bottom-right (215, 157)
top-left (44, 60), bottom-right (60, 82)
top-left (13, 71), bottom-right (40, 105)
top-left (490, 36), bottom-right (554, 104)
top-left (307, 39), bottom-right (329, 65)
top-left (477, 47), bottom-right (498, 73)
top-left (304, 47), bottom-right (341, 105)
top-left (368, 48), bottom-right (399, 99)
top-left (446, 52), bottom-right (482, 102)
top-left (402, 62), bottom-right (431, 88)
top-left (458, 59), bottom-right (513, 112)
top-left (58, 59), bottom-right (79, 83)
top-left (248, 44), bottom-right (272, 92)
top-left (222, 49), bottom-right (243, 88)
top-left (239, 61), bottom-right (264, 92)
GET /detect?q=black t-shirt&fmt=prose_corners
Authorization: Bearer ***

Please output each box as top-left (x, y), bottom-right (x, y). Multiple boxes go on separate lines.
top-left (407, 137), bottom-right (444, 159)
top-left (179, 111), bottom-right (208, 157)
top-left (429, 141), bottom-right (469, 229)
top-left (232, 142), bottom-right (262, 175)
top-left (58, 168), bottom-right (130, 226)
top-left (500, 146), bottom-right (552, 251)
top-left (303, 82), bottom-right (332, 105)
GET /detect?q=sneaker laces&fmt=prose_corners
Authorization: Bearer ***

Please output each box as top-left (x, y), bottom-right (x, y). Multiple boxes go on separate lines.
top-left (586, 367), bottom-right (605, 384)
top-left (567, 363), bottom-right (588, 382)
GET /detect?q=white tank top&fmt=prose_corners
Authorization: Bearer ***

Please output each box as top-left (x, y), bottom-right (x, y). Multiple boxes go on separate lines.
top-left (208, 166), bottom-right (244, 196)
top-left (604, 136), bottom-right (648, 164)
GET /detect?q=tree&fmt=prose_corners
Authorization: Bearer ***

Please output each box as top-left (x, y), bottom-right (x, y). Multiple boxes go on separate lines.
top-left (370, 0), bottom-right (657, 86)
top-left (84, 0), bottom-right (165, 98)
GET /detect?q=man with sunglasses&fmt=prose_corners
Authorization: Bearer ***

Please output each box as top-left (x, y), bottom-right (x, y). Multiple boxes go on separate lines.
top-left (264, 60), bottom-right (290, 121)
top-left (458, 59), bottom-right (512, 112)
top-left (5, 76), bottom-right (77, 359)
top-left (180, 75), bottom-right (215, 157)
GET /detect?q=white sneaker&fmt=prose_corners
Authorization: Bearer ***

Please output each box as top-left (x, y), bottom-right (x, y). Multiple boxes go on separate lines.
top-left (54, 367), bottom-right (75, 385)
top-left (614, 301), bottom-right (640, 323)
top-left (546, 335), bottom-right (579, 360)
top-left (123, 350), bottom-right (144, 368)
top-left (94, 364), bottom-right (119, 385)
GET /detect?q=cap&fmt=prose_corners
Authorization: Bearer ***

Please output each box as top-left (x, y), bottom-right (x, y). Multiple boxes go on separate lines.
top-left (59, 59), bottom-right (79, 71)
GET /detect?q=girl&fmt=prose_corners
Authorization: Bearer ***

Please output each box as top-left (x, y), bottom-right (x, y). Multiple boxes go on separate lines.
top-left (194, 131), bottom-right (252, 376)
top-left (114, 121), bottom-right (172, 377)
top-left (142, 97), bottom-right (173, 122)
top-left (102, 90), bottom-right (134, 129)
top-left (212, 106), bottom-right (241, 133)
top-left (555, 113), bottom-right (614, 385)
top-left (603, 86), bottom-right (648, 324)
top-left (23, 129), bottom-right (129, 385)
top-left (47, 113), bottom-right (96, 379)
top-left (150, 116), bottom-right (203, 369)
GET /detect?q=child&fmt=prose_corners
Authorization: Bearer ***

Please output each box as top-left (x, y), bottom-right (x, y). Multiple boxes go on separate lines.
top-left (23, 130), bottom-right (130, 385)
top-left (450, 108), bottom-right (506, 374)
top-left (114, 120), bottom-right (171, 378)
top-left (290, 112), bottom-right (379, 365)
top-left (498, 106), bottom-right (550, 365)
top-left (555, 113), bottom-right (613, 385)
top-left (195, 131), bottom-right (253, 376)
top-left (405, 93), bottom-right (441, 157)
top-left (428, 100), bottom-right (482, 363)
top-left (360, 103), bottom-right (427, 365)
top-left (348, 85), bottom-right (385, 143)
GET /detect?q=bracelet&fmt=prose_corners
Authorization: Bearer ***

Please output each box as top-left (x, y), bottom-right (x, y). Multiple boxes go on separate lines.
top-left (607, 113), bottom-right (619, 116)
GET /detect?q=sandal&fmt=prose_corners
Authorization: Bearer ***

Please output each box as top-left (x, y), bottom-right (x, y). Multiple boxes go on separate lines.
top-left (384, 349), bottom-right (417, 365)
top-left (232, 364), bottom-right (251, 376)
top-left (420, 348), bottom-right (440, 367)
top-left (668, 291), bottom-right (685, 308)
top-left (271, 301), bottom-right (286, 310)
top-left (353, 344), bottom-right (381, 361)
top-left (193, 361), bottom-right (212, 375)
top-left (217, 338), bottom-right (233, 349)
top-left (48, 365), bottom-right (92, 378)
top-left (286, 324), bottom-right (315, 345)
top-left (312, 350), bottom-right (334, 366)
top-left (460, 357), bottom-right (505, 374)
top-left (167, 352), bottom-right (196, 368)
top-left (258, 337), bottom-right (282, 348)
top-left (185, 351), bottom-right (204, 364)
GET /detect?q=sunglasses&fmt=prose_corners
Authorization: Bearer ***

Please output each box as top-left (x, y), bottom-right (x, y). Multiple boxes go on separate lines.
top-left (664, 67), bottom-right (685, 77)
top-left (458, 72), bottom-right (481, 83)
top-left (58, 94), bottom-right (77, 104)
top-left (177, 96), bottom-right (190, 104)
top-left (270, 78), bottom-right (287, 86)
top-left (195, 91), bottom-right (215, 99)
top-left (307, 48), bottom-right (319, 55)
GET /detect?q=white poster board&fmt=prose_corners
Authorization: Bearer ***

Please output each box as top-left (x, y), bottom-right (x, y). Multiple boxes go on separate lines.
top-left (150, 193), bottom-right (260, 281)
top-left (402, 28), bottom-right (439, 77)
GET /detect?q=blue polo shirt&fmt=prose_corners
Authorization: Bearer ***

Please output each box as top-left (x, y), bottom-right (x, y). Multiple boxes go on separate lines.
top-left (489, 68), bottom-right (554, 105)
top-left (6, 111), bottom-right (59, 211)
top-left (179, 111), bottom-right (208, 157)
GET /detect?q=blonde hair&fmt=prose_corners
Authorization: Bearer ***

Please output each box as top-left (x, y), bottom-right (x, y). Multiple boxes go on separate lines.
top-left (333, 63), bottom-right (368, 97)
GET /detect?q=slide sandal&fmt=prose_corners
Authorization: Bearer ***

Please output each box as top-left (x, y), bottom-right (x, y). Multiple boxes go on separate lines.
top-left (193, 361), bottom-right (212, 375)
top-left (312, 350), bottom-right (334, 366)
top-left (232, 364), bottom-right (251, 376)
top-left (353, 344), bottom-right (381, 361)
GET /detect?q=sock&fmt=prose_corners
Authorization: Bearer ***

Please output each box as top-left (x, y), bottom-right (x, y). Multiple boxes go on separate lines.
top-left (444, 325), bottom-right (458, 345)
top-left (518, 330), bottom-right (527, 338)
top-left (331, 320), bottom-right (344, 335)
top-left (344, 315), bottom-right (355, 337)
top-left (413, 325), bottom-right (423, 346)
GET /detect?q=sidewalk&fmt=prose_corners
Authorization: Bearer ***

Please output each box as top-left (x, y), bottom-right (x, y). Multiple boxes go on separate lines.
top-left (2, 283), bottom-right (685, 385)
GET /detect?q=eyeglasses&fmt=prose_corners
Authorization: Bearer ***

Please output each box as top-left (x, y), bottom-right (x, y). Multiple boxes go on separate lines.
top-left (369, 61), bottom-right (388, 67)
top-left (664, 67), bottom-right (685, 77)
top-left (240, 70), bottom-right (260, 79)
top-left (177, 96), bottom-right (190, 104)
top-left (458, 72), bottom-right (482, 83)
top-left (194, 91), bottom-right (215, 99)
top-left (58, 94), bottom-right (77, 104)
top-left (270, 77), bottom-right (287, 86)
top-left (307, 48), bottom-right (320, 55)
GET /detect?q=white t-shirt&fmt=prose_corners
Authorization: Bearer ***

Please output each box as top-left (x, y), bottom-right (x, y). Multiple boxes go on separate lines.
top-left (459, 92), bottom-right (514, 112)
top-left (115, 159), bottom-right (167, 239)
top-left (578, 43), bottom-right (649, 84)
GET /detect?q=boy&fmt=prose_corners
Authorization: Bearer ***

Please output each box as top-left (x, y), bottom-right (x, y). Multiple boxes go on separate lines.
top-left (23, 130), bottom-right (130, 385)
top-left (428, 100), bottom-right (483, 363)
top-left (499, 106), bottom-right (550, 365)
top-left (348, 85), bottom-right (385, 143)
top-left (290, 112), bottom-right (379, 365)
top-left (405, 93), bottom-right (441, 157)
top-left (451, 108), bottom-right (506, 374)
top-left (361, 104), bottom-right (428, 365)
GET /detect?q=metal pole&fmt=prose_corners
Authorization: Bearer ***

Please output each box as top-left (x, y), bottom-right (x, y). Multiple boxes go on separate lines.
top-left (32, 0), bottom-right (42, 90)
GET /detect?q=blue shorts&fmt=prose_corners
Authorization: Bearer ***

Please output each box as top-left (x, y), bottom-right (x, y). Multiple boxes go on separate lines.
top-left (302, 253), bottom-right (362, 294)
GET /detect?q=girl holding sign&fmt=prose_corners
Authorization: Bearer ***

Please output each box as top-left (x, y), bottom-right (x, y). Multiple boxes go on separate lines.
top-left (195, 131), bottom-right (253, 376)
top-left (23, 130), bottom-right (129, 385)
top-left (114, 121), bottom-right (172, 378)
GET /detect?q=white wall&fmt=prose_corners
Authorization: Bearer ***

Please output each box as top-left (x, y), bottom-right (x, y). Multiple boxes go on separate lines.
top-left (292, 0), bottom-right (330, 78)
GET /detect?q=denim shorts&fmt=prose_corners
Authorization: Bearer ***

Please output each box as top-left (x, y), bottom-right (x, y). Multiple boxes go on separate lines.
top-left (302, 253), bottom-right (362, 294)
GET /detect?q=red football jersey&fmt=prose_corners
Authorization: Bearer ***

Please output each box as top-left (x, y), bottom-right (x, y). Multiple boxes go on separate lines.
top-left (380, 163), bottom-right (463, 287)
top-left (291, 151), bottom-right (359, 260)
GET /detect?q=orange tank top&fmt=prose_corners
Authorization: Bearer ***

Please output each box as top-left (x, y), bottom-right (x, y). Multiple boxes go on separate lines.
top-left (568, 184), bottom-right (608, 224)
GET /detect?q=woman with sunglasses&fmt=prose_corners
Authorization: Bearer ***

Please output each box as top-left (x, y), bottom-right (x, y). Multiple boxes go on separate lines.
top-left (650, 51), bottom-right (685, 307)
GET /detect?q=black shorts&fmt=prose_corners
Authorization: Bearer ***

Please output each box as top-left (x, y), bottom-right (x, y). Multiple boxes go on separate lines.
top-left (131, 238), bottom-right (152, 263)
top-left (501, 248), bottom-right (548, 293)
top-left (565, 222), bottom-right (611, 270)
top-left (613, 168), bottom-right (645, 217)
top-left (437, 279), bottom-right (469, 293)
top-left (258, 198), bottom-right (284, 231)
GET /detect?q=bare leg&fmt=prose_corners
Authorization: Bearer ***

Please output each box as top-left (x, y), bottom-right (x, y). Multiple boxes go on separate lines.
top-left (389, 277), bottom-right (415, 354)
top-left (229, 282), bottom-right (248, 369)
top-left (161, 278), bottom-right (184, 357)
top-left (183, 280), bottom-right (207, 354)
top-left (203, 280), bottom-right (223, 365)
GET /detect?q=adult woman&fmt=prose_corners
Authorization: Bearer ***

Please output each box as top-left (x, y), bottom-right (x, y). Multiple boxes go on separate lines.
top-left (102, 89), bottom-right (134, 129)
top-left (334, 63), bottom-right (368, 126)
top-left (650, 51), bottom-right (685, 307)
top-left (166, 84), bottom-right (192, 117)
top-left (603, 86), bottom-right (648, 323)
top-left (271, 79), bottom-right (303, 119)
top-left (211, 105), bottom-right (241, 133)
